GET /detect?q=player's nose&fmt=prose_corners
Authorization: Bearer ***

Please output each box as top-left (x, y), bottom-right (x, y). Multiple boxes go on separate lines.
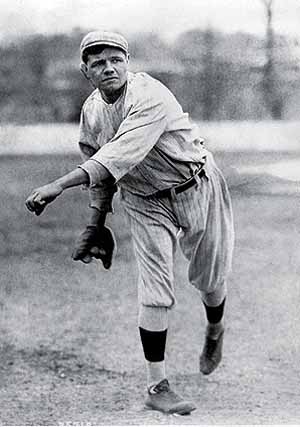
top-left (103, 61), bottom-right (114, 74)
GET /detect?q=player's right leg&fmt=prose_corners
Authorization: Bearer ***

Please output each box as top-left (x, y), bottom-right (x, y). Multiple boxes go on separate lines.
top-left (121, 190), bottom-right (196, 415)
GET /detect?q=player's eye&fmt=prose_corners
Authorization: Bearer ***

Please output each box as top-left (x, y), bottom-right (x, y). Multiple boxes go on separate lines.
top-left (91, 60), bottom-right (105, 68)
top-left (111, 58), bottom-right (123, 63)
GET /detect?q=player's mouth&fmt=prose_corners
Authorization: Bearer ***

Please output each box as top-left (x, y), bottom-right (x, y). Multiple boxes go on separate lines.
top-left (102, 77), bottom-right (118, 83)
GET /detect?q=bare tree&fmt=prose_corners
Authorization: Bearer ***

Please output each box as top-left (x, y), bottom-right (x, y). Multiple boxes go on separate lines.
top-left (260, 0), bottom-right (283, 119)
top-left (202, 27), bottom-right (217, 120)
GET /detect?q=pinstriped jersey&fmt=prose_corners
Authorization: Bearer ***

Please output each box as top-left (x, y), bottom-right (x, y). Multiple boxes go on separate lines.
top-left (79, 72), bottom-right (208, 209)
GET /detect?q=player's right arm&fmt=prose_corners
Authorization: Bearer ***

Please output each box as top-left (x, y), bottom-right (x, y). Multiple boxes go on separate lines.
top-left (25, 167), bottom-right (91, 215)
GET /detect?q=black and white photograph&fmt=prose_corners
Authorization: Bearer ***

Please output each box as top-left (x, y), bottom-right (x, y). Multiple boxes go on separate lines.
top-left (1, 0), bottom-right (300, 424)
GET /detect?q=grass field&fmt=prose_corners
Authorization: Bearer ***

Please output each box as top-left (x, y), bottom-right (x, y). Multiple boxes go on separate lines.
top-left (1, 123), bottom-right (300, 424)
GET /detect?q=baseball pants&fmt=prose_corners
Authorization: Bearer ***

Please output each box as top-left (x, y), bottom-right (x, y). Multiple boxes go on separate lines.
top-left (120, 153), bottom-right (234, 327)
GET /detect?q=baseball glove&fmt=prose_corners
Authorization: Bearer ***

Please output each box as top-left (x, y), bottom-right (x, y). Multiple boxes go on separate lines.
top-left (72, 225), bottom-right (115, 269)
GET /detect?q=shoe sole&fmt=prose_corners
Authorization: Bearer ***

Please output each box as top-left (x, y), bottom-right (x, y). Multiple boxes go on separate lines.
top-left (200, 364), bottom-right (220, 375)
top-left (145, 402), bottom-right (197, 415)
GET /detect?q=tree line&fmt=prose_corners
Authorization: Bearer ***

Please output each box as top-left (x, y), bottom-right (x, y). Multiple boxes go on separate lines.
top-left (0, 23), bottom-right (299, 123)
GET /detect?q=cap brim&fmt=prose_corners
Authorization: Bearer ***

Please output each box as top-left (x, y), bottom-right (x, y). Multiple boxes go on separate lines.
top-left (81, 41), bottom-right (128, 55)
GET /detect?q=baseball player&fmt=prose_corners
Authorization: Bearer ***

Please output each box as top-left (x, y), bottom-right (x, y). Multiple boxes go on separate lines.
top-left (25, 30), bottom-right (234, 415)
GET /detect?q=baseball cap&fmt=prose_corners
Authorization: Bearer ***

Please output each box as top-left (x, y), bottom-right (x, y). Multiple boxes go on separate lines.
top-left (80, 30), bottom-right (129, 60)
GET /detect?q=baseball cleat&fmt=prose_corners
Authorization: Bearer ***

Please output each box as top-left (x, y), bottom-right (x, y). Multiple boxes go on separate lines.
top-left (200, 327), bottom-right (224, 375)
top-left (145, 378), bottom-right (196, 415)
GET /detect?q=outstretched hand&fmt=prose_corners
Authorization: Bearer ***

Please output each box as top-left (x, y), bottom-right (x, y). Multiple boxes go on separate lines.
top-left (25, 182), bottom-right (63, 216)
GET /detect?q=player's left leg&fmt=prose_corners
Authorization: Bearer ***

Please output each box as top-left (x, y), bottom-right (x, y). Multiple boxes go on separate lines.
top-left (200, 291), bottom-right (226, 375)
top-left (178, 153), bottom-right (234, 375)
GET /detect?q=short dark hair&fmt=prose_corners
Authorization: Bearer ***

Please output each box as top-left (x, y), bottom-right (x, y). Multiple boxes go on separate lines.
top-left (82, 44), bottom-right (127, 64)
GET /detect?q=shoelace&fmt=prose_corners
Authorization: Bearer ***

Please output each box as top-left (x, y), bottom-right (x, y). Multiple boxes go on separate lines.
top-left (150, 381), bottom-right (181, 403)
top-left (150, 379), bottom-right (170, 394)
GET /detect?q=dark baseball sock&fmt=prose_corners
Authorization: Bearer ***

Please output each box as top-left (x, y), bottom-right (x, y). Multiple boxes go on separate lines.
top-left (139, 327), bottom-right (167, 362)
top-left (203, 298), bottom-right (226, 324)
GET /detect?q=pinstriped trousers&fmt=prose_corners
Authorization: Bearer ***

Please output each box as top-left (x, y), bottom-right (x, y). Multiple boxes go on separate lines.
top-left (120, 153), bottom-right (234, 310)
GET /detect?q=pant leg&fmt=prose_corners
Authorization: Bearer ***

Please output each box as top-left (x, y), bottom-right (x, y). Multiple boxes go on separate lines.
top-left (121, 190), bottom-right (179, 309)
top-left (177, 154), bottom-right (234, 305)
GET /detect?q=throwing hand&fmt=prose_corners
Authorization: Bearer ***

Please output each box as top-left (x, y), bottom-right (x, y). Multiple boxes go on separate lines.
top-left (25, 182), bottom-right (63, 216)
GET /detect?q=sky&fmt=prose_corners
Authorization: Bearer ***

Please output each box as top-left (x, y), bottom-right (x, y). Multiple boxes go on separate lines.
top-left (0, 0), bottom-right (300, 42)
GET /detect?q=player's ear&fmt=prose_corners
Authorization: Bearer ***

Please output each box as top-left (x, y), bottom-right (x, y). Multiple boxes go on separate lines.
top-left (80, 62), bottom-right (89, 80)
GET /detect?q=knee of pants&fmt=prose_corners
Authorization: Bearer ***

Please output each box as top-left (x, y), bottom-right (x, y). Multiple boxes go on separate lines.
top-left (187, 230), bottom-right (233, 296)
top-left (200, 280), bottom-right (227, 306)
top-left (138, 304), bottom-right (169, 331)
top-left (138, 275), bottom-right (176, 310)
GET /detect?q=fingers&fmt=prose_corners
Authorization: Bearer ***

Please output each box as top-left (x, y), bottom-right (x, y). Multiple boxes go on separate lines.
top-left (91, 247), bottom-right (112, 269)
top-left (72, 248), bottom-right (85, 261)
top-left (90, 246), bottom-right (106, 257)
top-left (25, 192), bottom-right (46, 215)
top-left (25, 182), bottom-right (62, 215)
top-left (102, 257), bottom-right (112, 270)
top-left (72, 250), bottom-right (93, 263)
top-left (82, 254), bottom-right (93, 264)
top-left (25, 192), bottom-right (37, 211)
top-left (90, 246), bottom-right (112, 269)
top-left (72, 249), bottom-right (106, 265)
top-left (72, 242), bottom-right (95, 263)
top-left (74, 246), bottom-right (112, 269)
top-left (72, 228), bottom-right (114, 268)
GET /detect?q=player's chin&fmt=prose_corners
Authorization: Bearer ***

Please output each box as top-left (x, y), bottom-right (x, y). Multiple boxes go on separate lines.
top-left (101, 79), bottom-right (120, 90)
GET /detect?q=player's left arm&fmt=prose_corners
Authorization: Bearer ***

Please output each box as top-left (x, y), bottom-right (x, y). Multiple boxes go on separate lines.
top-left (79, 141), bottom-right (118, 214)
top-left (73, 140), bottom-right (117, 268)
top-left (71, 206), bottom-right (115, 269)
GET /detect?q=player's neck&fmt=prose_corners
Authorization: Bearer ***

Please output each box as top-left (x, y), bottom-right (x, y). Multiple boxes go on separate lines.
top-left (100, 83), bottom-right (126, 105)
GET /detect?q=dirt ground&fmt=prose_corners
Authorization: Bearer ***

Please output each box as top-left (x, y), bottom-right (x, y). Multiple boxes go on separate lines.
top-left (1, 151), bottom-right (300, 425)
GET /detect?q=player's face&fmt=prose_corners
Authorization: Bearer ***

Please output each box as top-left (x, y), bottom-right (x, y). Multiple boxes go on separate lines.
top-left (84, 47), bottom-right (128, 99)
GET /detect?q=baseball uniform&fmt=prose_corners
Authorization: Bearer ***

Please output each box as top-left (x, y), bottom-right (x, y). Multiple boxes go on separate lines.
top-left (79, 71), bottom-right (234, 317)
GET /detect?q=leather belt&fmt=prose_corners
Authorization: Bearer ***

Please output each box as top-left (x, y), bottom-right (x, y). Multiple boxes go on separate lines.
top-left (155, 168), bottom-right (206, 198)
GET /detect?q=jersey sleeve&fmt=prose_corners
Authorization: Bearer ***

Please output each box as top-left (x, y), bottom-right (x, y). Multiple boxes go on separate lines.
top-left (83, 92), bottom-right (167, 182)
top-left (78, 109), bottom-right (117, 213)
